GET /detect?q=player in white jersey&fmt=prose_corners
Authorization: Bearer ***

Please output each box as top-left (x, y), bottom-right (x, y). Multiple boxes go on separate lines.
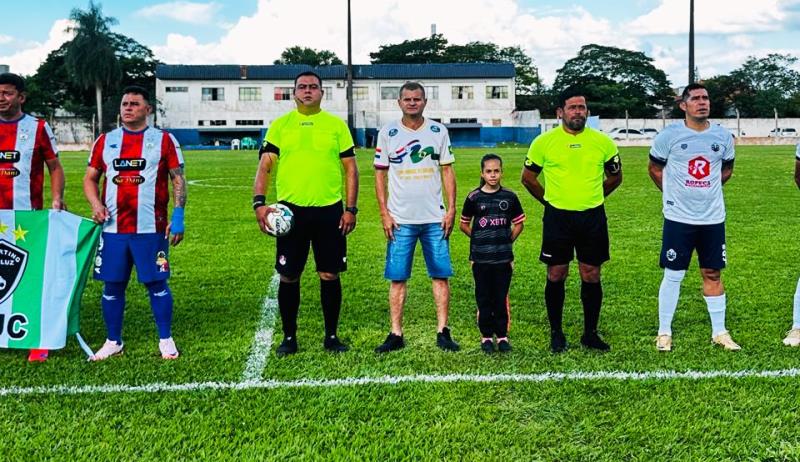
top-left (784, 143), bottom-right (800, 346)
top-left (373, 81), bottom-right (459, 353)
top-left (648, 83), bottom-right (740, 351)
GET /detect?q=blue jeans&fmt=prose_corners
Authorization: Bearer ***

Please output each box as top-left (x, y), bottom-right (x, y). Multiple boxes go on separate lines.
top-left (384, 223), bottom-right (453, 281)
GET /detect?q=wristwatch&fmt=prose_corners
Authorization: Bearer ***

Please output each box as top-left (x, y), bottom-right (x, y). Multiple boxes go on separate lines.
top-left (345, 206), bottom-right (358, 215)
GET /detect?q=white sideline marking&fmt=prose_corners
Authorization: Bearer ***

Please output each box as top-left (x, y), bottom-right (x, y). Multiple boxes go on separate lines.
top-left (3, 368), bottom-right (800, 397)
top-left (241, 272), bottom-right (281, 382)
top-left (186, 178), bottom-right (248, 189)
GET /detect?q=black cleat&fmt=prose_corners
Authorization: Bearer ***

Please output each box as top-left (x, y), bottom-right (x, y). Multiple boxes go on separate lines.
top-left (436, 327), bottom-right (460, 352)
top-left (581, 331), bottom-right (610, 351)
top-left (550, 330), bottom-right (568, 354)
top-left (276, 337), bottom-right (298, 356)
top-left (375, 333), bottom-right (405, 353)
top-left (497, 339), bottom-right (512, 353)
top-left (481, 339), bottom-right (495, 354)
top-left (323, 335), bottom-right (349, 353)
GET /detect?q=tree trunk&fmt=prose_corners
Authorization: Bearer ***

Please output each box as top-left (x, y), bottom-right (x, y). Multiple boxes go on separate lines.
top-left (95, 84), bottom-right (103, 137)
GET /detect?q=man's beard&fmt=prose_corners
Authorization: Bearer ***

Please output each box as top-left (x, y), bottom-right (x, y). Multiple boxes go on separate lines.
top-left (565, 117), bottom-right (586, 131)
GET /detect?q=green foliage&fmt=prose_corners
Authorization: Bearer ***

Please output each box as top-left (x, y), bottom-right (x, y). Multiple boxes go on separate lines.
top-left (369, 33), bottom-right (449, 64)
top-left (1, 146), bottom-right (800, 459)
top-left (273, 46), bottom-right (343, 66)
top-left (554, 44), bottom-right (674, 118)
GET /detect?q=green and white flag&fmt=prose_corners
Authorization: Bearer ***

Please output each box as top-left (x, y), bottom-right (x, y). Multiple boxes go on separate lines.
top-left (0, 210), bottom-right (100, 350)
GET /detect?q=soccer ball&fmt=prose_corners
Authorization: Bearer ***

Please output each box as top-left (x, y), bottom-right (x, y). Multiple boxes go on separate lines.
top-left (266, 203), bottom-right (294, 237)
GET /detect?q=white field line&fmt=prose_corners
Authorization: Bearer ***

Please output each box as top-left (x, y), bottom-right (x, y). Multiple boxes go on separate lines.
top-left (241, 272), bottom-right (281, 382)
top-left (3, 368), bottom-right (800, 397)
top-left (186, 178), bottom-right (249, 189)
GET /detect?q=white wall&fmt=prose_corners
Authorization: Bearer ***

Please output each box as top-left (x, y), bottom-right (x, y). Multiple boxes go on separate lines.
top-left (541, 118), bottom-right (800, 138)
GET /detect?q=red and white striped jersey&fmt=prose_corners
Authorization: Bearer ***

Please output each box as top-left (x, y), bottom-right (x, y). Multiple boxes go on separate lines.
top-left (89, 126), bottom-right (184, 234)
top-left (0, 114), bottom-right (59, 210)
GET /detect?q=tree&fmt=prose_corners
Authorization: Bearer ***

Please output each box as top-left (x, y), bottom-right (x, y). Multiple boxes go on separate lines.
top-left (727, 54), bottom-right (800, 117)
top-left (273, 46), bottom-right (343, 66)
top-left (553, 44), bottom-right (674, 118)
top-left (369, 34), bottom-right (449, 64)
top-left (64, 1), bottom-right (121, 135)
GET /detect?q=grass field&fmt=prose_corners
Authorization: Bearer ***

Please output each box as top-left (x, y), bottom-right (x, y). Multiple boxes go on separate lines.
top-left (1, 145), bottom-right (800, 460)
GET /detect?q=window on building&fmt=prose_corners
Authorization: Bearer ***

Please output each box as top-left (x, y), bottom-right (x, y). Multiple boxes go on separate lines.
top-left (198, 120), bottom-right (205, 126)
top-left (273, 87), bottom-right (293, 101)
top-left (235, 120), bottom-right (264, 126)
top-left (209, 120), bottom-right (227, 126)
top-left (425, 86), bottom-right (439, 100)
top-left (239, 87), bottom-right (262, 101)
top-left (201, 87), bottom-right (224, 101)
top-left (353, 86), bottom-right (369, 100)
top-left (486, 86), bottom-right (509, 99)
top-left (166, 86), bottom-right (188, 93)
top-left (429, 118), bottom-right (442, 123)
top-left (323, 86), bottom-right (332, 100)
top-left (450, 118), bottom-right (478, 124)
top-left (381, 87), bottom-right (400, 100)
top-left (451, 86), bottom-right (474, 100)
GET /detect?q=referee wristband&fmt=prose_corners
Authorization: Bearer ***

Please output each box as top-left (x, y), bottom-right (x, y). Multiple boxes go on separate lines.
top-left (252, 195), bottom-right (266, 210)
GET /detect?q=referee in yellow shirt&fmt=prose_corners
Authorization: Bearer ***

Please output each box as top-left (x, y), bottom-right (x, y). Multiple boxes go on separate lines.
top-left (521, 87), bottom-right (622, 353)
top-left (253, 71), bottom-right (359, 356)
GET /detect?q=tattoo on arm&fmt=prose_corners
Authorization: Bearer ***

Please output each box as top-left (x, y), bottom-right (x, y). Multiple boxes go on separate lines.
top-left (170, 167), bottom-right (187, 207)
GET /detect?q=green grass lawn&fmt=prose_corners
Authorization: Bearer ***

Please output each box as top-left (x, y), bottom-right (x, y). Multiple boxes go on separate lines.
top-left (1, 145), bottom-right (799, 460)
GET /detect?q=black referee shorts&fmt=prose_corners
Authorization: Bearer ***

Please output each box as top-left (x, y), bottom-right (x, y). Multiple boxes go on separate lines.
top-left (275, 201), bottom-right (347, 278)
top-left (540, 203), bottom-right (609, 267)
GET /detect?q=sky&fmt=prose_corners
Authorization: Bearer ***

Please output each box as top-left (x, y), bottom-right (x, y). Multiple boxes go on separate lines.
top-left (1, 0), bottom-right (799, 87)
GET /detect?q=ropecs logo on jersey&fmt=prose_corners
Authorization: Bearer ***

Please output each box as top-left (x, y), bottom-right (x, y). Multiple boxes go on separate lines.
top-left (686, 155), bottom-right (711, 188)
top-left (711, 143), bottom-right (720, 152)
top-left (112, 158), bottom-right (147, 171)
top-left (113, 175), bottom-right (146, 186)
top-left (0, 239), bottom-right (28, 305)
top-left (0, 151), bottom-right (21, 163)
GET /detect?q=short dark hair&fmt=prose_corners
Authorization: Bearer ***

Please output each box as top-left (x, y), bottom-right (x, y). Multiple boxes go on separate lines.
top-left (0, 73), bottom-right (25, 92)
top-left (681, 83), bottom-right (707, 101)
top-left (122, 85), bottom-right (151, 104)
top-left (557, 86), bottom-right (587, 108)
top-left (294, 71), bottom-right (322, 88)
top-left (399, 81), bottom-right (426, 99)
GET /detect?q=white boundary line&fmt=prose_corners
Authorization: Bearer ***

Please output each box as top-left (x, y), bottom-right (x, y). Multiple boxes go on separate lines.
top-left (3, 368), bottom-right (800, 397)
top-left (241, 272), bottom-right (281, 382)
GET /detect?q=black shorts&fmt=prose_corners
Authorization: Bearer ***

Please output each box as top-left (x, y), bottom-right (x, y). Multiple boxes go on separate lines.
top-left (275, 201), bottom-right (347, 278)
top-left (660, 219), bottom-right (726, 270)
top-left (540, 204), bottom-right (609, 266)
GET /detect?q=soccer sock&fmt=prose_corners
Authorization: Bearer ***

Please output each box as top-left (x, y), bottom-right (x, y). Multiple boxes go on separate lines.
top-left (705, 293), bottom-right (727, 337)
top-left (545, 279), bottom-right (565, 333)
top-left (145, 280), bottom-right (173, 339)
top-left (580, 281), bottom-right (603, 335)
top-left (658, 269), bottom-right (685, 335)
top-left (320, 278), bottom-right (342, 338)
top-left (793, 277), bottom-right (800, 330)
top-left (278, 280), bottom-right (300, 339)
top-left (101, 281), bottom-right (127, 343)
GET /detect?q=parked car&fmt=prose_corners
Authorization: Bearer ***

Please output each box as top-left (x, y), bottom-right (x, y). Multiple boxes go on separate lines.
top-left (768, 127), bottom-right (798, 137)
top-left (724, 127), bottom-right (745, 138)
top-left (607, 128), bottom-right (649, 140)
top-left (640, 128), bottom-right (659, 138)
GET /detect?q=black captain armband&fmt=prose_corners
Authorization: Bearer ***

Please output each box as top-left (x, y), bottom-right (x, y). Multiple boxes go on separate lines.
top-left (339, 147), bottom-right (356, 158)
top-left (722, 158), bottom-right (735, 168)
top-left (252, 195), bottom-right (266, 210)
top-left (648, 154), bottom-right (667, 166)
top-left (604, 154), bottom-right (622, 174)
top-left (258, 142), bottom-right (280, 160)
top-left (523, 158), bottom-right (543, 173)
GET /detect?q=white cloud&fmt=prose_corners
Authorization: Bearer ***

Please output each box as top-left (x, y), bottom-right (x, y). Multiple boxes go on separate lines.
top-left (627, 0), bottom-right (788, 35)
top-left (135, 1), bottom-right (222, 25)
top-left (0, 19), bottom-right (73, 76)
top-left (0, 35), bottom-right (13, 45)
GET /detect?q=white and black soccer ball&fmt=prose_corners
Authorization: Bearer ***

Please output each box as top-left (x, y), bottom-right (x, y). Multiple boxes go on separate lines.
top-left (266, 203), bottom-right (294, 237)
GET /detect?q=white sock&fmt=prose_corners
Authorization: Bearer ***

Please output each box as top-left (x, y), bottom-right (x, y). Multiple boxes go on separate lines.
top-left (658, 269), bottom-right (685, 335)
top-left (705, 293), bottom-right (727, 337)
top-left (793, 277), bottom-right (800, 330)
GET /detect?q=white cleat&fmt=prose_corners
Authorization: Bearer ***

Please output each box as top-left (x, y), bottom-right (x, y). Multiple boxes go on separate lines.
top-left (159, 337), bottom-right (180, 359)
top-left (655, 334), bottom-right (672, 352)
top-left (90, 339), bottom-right (124, 362)
top-left (711, 331), bottom-right (741, 351)
top-left (782, 329), bottom-right (800, 347)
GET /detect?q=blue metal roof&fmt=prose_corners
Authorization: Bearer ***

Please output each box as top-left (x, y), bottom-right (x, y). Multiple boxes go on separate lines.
top-left (156, 63), bottom-right (515, 81)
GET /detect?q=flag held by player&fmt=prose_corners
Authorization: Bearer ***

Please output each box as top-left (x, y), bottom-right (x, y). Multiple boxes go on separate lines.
top-left (0, 210), bottom-right (100, 350)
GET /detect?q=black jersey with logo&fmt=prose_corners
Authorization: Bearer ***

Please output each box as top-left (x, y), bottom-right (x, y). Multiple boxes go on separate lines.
top-left (460, 187), bottom-right (525, 263)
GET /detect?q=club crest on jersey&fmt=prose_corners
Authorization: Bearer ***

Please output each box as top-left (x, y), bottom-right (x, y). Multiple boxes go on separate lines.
top-left (431, 125), bottom-right (441, 133)
top-left (0, 151), bottom-right (21, 163)
top-left (112, 175), bottom-right (145, 186)
top-left (711, 143), bottom-right (720, 152)
top-left (17, 132), bottom-right (29, 142)
top-left (145, 142), bottom-right (155, 150)
top-left (499, 200), bottom-right (509, 211)
top-left (112, 158), bottom-right (147, 171)
top-left (0, 239), bottom-right (28, 305)
top-left (388, 129), bottom-right (398, 137)
top-left (680, 143), bottom-right (688, 150)
top-left (156, 251), bottom-right (169, 273)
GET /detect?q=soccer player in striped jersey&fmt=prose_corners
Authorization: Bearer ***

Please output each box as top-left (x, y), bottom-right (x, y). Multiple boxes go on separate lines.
top-left (649, 83), bottom-right (739, 352)
top-left (0, 73), bottom-right (66, 362)
top-left (785, 143), bottom-right (800, 347)
top-left (83, 86), bottom-right (187, 361)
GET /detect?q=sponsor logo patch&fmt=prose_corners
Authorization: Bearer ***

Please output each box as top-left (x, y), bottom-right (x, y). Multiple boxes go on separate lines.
top-left (112, 175), bottom-right (146, 186)
top-left (0, 150), bottom-right (21, 163)
top-left (431, 125), bottom-right (441, 133)
top-left (388, 128), bottom-right (398, 137)
top-left (112, 158), bottom-right (147, 171)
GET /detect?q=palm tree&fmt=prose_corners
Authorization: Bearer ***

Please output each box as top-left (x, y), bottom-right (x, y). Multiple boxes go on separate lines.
top-left (65, 1), bottom-right (121, 135)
